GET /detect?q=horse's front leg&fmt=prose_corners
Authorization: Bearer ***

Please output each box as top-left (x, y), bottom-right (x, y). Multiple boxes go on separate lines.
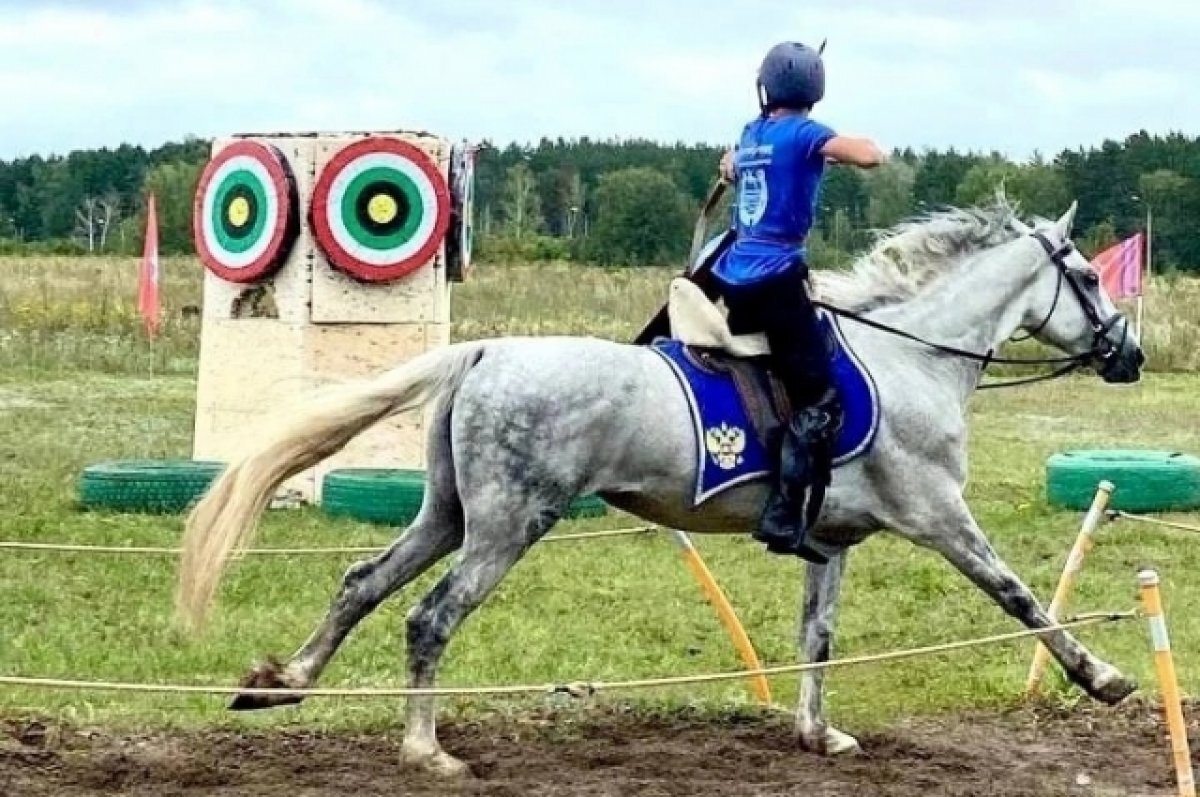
top-left (795, 551), bottom-right (860, 755)
top-left (899, 493), bottom-right (1136, 705)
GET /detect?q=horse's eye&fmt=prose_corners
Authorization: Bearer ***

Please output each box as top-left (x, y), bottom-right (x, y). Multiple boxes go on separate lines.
top-left (1081, 270), bottom-right (1099, 286)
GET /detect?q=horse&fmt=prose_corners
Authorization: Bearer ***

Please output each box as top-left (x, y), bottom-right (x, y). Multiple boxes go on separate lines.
top-left (174, 195), bottom-right (1145, 777)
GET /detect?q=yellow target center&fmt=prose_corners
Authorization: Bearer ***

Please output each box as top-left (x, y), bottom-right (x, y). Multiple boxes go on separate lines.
top-left (367, 193), bottom-right (399, 225)
top-left (227, 196), bottom-right (252, 228)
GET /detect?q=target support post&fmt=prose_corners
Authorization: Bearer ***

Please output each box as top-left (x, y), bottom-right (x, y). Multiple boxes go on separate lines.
top-left (1139, 569), bottom-right (1195, 797)
top-left (665, 529), bottom-right (772, 706)
top-left (1025, 480), bottom-right (1114, 696)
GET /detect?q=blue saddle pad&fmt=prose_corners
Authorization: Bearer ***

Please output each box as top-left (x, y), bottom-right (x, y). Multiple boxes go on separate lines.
top-left (650, 310), bottom-right (881, 506)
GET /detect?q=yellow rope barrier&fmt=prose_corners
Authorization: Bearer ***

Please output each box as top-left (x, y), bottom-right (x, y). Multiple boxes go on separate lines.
top-left (0, 526), bottom-right (657, 557)
top-left (1112, 511), bottom-right (1200, 536)
top-left (0, 612), bottom-right (1134, 699)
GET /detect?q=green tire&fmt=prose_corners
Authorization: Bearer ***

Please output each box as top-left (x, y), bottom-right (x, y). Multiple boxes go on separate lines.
top-left (1045, 449), bottom-right (1200, 513)
top-left (78, 459), bottom-right (226, 514)
top-left (320, 468), bottom-right (609, 526)
top-left (565, 494), bottom-right (610, 519)
top-left (322, 468), bottom-right (426, 526)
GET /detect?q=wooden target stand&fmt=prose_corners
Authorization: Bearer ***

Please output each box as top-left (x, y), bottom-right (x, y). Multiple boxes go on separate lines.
top-left (191, 130), bottom-right (475, 503)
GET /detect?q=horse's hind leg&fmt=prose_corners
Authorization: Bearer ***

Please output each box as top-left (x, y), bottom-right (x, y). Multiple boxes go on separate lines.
top-left (400, 507), bottom-right (557, 777)
top-left (795, 552), bottom-right (860, 755)
top-left (231, 509), bottom-right (462, 708)
top-left (233, 401), bottom-right (464, 709)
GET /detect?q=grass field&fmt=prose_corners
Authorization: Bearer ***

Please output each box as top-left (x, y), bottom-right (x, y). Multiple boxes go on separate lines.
top-left (1, 255), bottom-right (1200, 741)
top-left (2, 255), bottom-right (1199, 374)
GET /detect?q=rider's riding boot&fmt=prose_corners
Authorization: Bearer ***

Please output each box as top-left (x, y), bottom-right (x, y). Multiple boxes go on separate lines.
top-left (754, 388), bottom-right (843, 563)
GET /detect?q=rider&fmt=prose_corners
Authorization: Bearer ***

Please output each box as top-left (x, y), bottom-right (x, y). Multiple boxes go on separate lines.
top-left (711, 41), bottom-right (885, 562)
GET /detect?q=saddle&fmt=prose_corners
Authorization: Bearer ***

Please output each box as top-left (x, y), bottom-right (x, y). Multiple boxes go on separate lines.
top-left (647, 264), bottom-right (881, 509)
top-left (665, 277), bottom-right (794, 442)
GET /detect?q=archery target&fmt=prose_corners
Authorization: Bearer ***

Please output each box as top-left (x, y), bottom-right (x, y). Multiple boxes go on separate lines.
top-left (194, 140), bottom-right (299, 284)
top-left (447, 142), bottom-right (475, 281)
top-left (310, 137), bottom-right (451, 283)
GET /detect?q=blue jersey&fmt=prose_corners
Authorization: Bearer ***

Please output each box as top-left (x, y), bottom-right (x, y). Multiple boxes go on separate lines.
top-left (712, 113), bottom-right (835, 285)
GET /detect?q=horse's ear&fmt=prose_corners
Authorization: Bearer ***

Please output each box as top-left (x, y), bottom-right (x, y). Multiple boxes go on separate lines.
top-left (1055, 201), bottom-right (1079, 237)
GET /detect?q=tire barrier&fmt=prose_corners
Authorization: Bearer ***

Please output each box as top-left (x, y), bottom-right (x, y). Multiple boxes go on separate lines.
top-left (320, 468), bottom-right (608, 525)
top-left (77, 460), bottom-right (225, 514)
top-left (74, 462), bottom-right (610, 523)
top-left (1046, 449), bottom-right (1200, 513)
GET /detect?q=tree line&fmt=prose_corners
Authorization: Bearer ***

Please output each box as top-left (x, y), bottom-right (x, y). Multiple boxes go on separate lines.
top-left (1, 130), bottom-right (1196, 270)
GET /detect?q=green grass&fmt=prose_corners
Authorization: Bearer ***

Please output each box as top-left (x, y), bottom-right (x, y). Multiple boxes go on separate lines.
top-left (1, 256), bottom-right (1200, 739)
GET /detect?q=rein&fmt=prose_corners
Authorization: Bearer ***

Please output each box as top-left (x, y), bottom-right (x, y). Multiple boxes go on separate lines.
top-left (812, 229), bottom-right (1120, 390)
top-left (810, 300), bottom-right (1094, 390)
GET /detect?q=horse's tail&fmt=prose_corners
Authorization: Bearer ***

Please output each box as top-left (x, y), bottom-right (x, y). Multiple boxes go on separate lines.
top-left (175, 341), bottom-right (487, 633)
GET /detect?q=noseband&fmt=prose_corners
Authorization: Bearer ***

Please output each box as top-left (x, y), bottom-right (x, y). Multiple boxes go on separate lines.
top-left (1026, 231), bottom-right (1126, 366)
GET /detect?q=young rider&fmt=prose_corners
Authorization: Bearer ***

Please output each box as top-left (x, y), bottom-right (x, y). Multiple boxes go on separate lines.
top-left (712, 40), bottom-right (886, 562)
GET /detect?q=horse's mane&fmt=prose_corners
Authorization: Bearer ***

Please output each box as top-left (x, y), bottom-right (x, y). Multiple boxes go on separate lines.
top-left (811, 192), bottom-right (1026, 313)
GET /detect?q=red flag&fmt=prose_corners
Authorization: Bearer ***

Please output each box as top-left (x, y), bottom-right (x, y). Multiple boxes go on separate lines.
top-left (1090, 232), bottom-right (1144, 299)
top-left (138, 193), bottom-right (161, 338)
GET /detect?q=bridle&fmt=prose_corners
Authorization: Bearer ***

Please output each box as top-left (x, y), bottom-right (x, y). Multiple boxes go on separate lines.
top-left (1022, 231), bottom-right (1126, 360)
top-left (815, 229), bottom-right (1129, 390)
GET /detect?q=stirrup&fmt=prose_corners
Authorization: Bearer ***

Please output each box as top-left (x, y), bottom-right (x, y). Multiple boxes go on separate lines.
top-left (756, 527), bottom-right (830, 564)
top-left (756, 480), bottom-right (829, 564)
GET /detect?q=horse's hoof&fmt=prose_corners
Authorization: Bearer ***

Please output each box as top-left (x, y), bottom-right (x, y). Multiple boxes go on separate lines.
top-left (797, 722), bottom-right (861, 756)
top-left (1089, 668), bottom-right (1138, 706)
top-left (824, 727), bottom-right (863, 756)
top-left (229, 691), bottom-right (304, 711)
top-left (229, 659), bottom-right (306, 711)
top-left (400, 745), bottom-right (471, 778)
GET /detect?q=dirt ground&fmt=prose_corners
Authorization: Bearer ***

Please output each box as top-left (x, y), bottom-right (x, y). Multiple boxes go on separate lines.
top-left (2, 700), bottom-right (1195, 797)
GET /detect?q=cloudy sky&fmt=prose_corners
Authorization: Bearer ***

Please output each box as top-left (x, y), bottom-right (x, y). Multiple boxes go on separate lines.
top-left (0, 0), bottom-right (1193, 161)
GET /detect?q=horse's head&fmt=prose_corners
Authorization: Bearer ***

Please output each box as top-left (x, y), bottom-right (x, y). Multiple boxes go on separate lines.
top-left (1012, 202), bottom-right (1145, 384)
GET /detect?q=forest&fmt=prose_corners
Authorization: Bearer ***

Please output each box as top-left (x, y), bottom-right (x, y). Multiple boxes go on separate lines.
top-left (0, 130), bottom-right (1195, 270)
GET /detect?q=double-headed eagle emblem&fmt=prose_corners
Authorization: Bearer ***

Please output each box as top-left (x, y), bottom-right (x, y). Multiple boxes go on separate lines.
top-left (705, 422), bottom-right (746, 471)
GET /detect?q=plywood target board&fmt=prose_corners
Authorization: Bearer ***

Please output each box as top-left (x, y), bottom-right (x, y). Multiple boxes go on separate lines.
top-left (191, 129), bottom-right (470, 502)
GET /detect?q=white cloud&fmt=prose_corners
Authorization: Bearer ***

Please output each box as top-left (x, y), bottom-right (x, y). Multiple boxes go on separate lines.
top-left (1022, 67), bottom-right (1183, 108)
top-left (0, 0), bottom-right (1194, 160)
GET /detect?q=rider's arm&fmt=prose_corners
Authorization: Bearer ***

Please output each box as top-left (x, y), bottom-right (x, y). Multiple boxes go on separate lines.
top-left (820, 136), bottom-right (887, 168)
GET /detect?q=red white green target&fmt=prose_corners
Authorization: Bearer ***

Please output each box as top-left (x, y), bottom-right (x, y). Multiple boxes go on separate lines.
top-left (311, 137), bottom-right (451, 283)
top-left (447, 143), bottom-right (475, 282)
top-left (193, 140), bottom-right (298, 284)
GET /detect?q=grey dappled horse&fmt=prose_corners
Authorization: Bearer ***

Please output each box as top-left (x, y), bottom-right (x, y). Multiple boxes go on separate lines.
top-left (176, 196), bottom-right (1144, 776)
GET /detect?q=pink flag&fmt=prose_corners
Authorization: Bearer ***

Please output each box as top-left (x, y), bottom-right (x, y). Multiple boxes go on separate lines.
top-left (1090, 232), bottom-right (1144, 299)
top-left (138, 193), bottom-right (161, 339)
